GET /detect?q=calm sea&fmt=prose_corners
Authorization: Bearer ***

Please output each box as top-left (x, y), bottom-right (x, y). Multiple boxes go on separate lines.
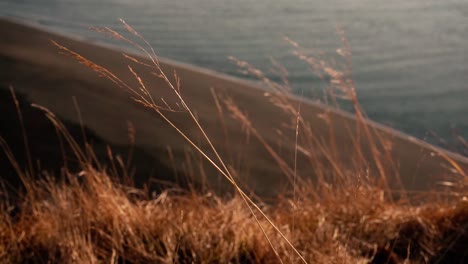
top-left (1, 0), bottom-right (467, 154)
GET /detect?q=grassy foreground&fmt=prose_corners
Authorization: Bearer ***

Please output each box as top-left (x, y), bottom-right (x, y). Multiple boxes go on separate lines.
top-left (1, 160), bottom-right (468, 263)
top-left (1, 22), bottom-right (468, 263)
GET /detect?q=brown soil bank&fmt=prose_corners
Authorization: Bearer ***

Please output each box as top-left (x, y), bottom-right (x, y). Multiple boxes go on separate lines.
top-left (0, 18), bottom-right (467, 198)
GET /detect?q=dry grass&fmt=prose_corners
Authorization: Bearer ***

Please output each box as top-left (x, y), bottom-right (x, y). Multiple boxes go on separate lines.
top-left (1, 157), bottom-right (468, 263)
top-left (1, 22), bottom-right (468, 263)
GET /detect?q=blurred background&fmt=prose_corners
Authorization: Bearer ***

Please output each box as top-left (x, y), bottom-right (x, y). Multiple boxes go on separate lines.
top-left (1, 0), bottom-right (467, 154)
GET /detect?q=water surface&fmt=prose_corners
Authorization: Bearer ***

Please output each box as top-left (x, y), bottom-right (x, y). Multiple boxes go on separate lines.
top-left (1, 0), bottom-right (467, 153)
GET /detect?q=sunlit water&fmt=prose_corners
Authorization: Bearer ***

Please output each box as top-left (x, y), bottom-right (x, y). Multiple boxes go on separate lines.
top-left (1, 0), bottom-right (467, 153)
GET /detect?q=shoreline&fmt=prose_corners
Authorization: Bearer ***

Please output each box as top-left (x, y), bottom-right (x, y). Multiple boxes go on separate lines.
top-left (7, 16), bottom-right (464, 159)
top-left (1, 17), bottom-right (467, 197)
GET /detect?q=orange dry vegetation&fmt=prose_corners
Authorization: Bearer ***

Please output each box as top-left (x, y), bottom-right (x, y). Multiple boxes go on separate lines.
top-left (1, 156), bottom-right (467, 263)
top-left (1, 22), bottom-right (467, 263)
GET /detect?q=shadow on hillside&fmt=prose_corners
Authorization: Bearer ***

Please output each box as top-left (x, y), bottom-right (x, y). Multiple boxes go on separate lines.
top-left (0, 87), bottom-right (194, 200)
